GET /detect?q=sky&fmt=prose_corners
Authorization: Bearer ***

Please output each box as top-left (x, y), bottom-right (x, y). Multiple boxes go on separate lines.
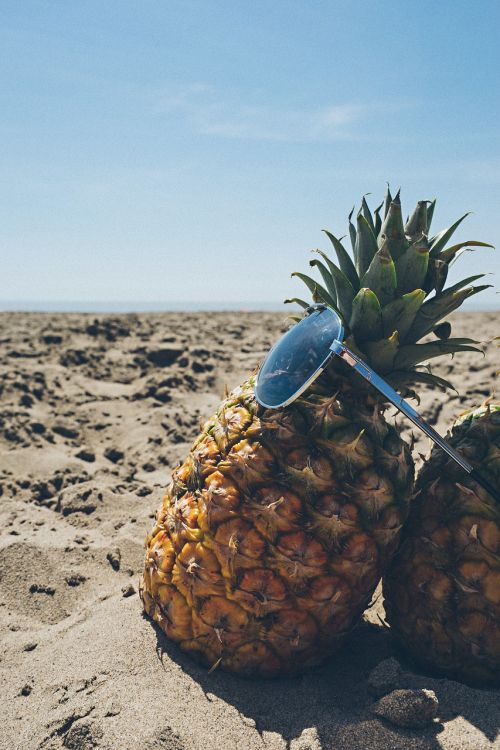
top-left (1, 0), bottom-right (499, 310)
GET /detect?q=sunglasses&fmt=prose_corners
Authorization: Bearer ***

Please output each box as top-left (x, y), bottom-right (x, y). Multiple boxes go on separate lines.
top-left (255, 304), bottom-right (499, 502)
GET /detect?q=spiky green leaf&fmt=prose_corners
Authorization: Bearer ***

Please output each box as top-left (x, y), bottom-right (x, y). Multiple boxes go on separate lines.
top-left (355, 213), bottom-right (379, 278)
top-left (361, 195), bottom-right (375, 233)
top-left (348, 206), bottom-right (356, 253)
top-left (308, 257), bottom-right (338, 305)
top-left (426, 199), bottom-right (436, 232)
top-left (381, 289), bottom-right (426, 341)
top-left (322, 230), bottom-right (359, 291)
top-left (349, 288), bottom-right (382, 341)
top-left (395, 338), bottom-right (482, 370)
top-left (360, 239), bottom-right (397, 306)
top-left (378, 191), bottom-right (408, 261)
top-left (429, 213), bottom-right (470, 257)
top-left (395, 234), bottom-right (429, 294)
top-left (405, 201), bottom-right (429, 239)
top-left (407, 285), bottom-right (490, 341)
top-left (311, 251), bottom-right (356, 321)
top-left (284, 297), bottom-right (310, 309)
top-left (291, 272), bottom-right (340, 316)
top-left (383, 184), bottom-right (392, 218)
top-left (374, 201), bottom-right (383, 237)
top-left (439, 240), bottom-right (494, 264)
top-left (424, 258), bottom-right (448, 294)
top-left (440, 274), bottom-right (489, 297)
top-left (364, 331), bottom-right (399, 373)
top-left (387, 369), bottom-right (456, 393)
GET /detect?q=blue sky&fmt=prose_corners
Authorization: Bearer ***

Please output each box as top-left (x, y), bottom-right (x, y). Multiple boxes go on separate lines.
top-left (1, 0), bottom-right (499, 309)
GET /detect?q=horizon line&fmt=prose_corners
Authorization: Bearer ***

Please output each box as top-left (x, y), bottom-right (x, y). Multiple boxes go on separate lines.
top-left (0, 299), bottom-right (498, 314)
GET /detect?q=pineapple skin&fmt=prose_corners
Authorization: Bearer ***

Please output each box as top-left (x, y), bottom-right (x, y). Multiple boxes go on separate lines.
top-left (141, 370), bottom-right (413, 677)
top-left (384, 405), bottom-right (500, 686)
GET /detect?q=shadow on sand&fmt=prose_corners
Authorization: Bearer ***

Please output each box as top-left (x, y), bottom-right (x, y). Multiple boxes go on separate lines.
top-left (145, 613), bottom-right (498, 750)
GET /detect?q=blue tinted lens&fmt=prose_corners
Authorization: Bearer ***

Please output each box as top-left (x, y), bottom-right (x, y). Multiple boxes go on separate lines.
top-left (255, 307), bottom-right (342, 408)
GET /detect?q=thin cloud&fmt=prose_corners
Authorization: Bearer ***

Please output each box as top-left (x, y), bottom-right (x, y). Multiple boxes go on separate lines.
top-left (155, 84), bottom-right (415, 142)
top-left (194, 102), bottom-right (365, 141)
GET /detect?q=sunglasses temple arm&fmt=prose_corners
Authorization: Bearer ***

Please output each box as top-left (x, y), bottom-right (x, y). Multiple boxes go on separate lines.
top-left (331, 342), bottom-right (500, 501)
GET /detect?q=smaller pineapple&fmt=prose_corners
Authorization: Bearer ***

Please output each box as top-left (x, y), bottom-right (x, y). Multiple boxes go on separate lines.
top-left (384, 403), bottom-right (500, 686)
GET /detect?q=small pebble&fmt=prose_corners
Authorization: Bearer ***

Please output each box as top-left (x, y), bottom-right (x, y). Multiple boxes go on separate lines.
top-left (121, 584), bottom-right (136, 598)
top-left (106, 548), bottom-right (121, 571)
top-left (372, 688), bottom-right (438, 729)
top-left (23, 642), bottom-right (38, 652)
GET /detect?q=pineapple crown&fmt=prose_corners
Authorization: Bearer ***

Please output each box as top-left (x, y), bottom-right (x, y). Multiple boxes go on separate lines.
top-left (288, 186), bottom-right (494, 394)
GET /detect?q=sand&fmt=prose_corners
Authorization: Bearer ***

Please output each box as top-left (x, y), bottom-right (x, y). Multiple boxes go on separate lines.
top-left (0, 310), bottom-right (498, 750)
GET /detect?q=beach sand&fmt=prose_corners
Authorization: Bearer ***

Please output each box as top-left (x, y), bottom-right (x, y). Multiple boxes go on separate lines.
top-left (0, 310), bottom-right (498, 750)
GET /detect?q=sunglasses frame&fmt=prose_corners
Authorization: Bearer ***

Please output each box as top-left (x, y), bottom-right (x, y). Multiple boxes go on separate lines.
top-left (255, 305), bottom-right (343, 410)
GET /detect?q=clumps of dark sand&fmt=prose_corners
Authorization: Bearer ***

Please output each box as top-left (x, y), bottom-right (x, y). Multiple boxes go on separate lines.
top-left (56, 484), bottom-right (110, 516)
top-left (30, 583), bottom-right (56, 596)
top-left (85, 318), bottom-right (130, 341)
top-left (146, 347), bottom-right (183, 368)
top-left (59, 349), bottom-right (94, 368)
top-left (131, 378), bottom-right (173, 403)
top-left (104, 447), bottom-right (124, 464)
top-left (62, 719), bottom-right (103, 749)
top-left (130, 346), bottom-right (218, 401)
top-left (52, 423), bottom-right (80, 440)
top-left (160, 408), bottom-right (204, 445)
top-left (65, 574), bottom-right (87, 587)
top-left (131, 370), bottom-right (201, 401)
top-left (41, 333), bottom-right (63, 345)
top-left (190, 347), bottom-right (215, 373)
top-left (144, 727), bottom-right (186, 750)
top-left (30, 471), bottom-right (90, 509)
top-left (75, 448), bottom-right (95, 462)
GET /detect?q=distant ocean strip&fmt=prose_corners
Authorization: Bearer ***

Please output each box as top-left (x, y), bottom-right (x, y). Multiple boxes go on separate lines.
top-left (0, 299), bottom-right (498, 313)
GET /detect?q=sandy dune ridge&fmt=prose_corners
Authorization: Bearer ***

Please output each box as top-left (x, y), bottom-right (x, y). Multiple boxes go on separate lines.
top-left (0, 310), bottom-right (498, 750)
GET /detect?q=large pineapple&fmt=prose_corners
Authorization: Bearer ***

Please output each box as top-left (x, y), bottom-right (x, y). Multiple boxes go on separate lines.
top-left (384, 404), bottom-right (500, 686)
top-left (141, 188), bottom-right (492, 677)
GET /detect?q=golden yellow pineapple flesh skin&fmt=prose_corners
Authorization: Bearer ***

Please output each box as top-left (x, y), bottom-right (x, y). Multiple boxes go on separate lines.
top-left (384, 405), bottom-right (500, 686)
top-left (141, 368), bottom-right (413, 677)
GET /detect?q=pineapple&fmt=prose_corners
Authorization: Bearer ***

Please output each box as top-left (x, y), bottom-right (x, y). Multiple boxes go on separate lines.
top-left (384, 404), bottom-right (500, 686)
top-left (140, 188), bottom-right (492, 677)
